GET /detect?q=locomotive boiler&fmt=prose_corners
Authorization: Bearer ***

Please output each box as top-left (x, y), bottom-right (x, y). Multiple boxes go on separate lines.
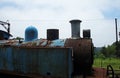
top-left (0, 19), bottom-right (94, 78)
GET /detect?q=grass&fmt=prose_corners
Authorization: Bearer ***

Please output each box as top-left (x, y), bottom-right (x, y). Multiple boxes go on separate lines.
top-left (93, 57), bottom-right (120, 70)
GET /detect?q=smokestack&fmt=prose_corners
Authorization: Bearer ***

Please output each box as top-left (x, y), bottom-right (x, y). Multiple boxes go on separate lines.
top-left (47, 29), bottom-right (59, 40)
top-left (83, 29), bottom-right (91, 38)
top-left (69, 19), bottom-right (82, 39)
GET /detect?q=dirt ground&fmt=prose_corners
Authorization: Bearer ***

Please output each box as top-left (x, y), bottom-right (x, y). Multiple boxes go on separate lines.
top-left (74, 68), bottom-right (109, 78)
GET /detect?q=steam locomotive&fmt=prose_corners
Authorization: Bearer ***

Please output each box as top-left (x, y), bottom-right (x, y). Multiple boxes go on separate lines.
top-left (0, 19), bottom-right (94, 78)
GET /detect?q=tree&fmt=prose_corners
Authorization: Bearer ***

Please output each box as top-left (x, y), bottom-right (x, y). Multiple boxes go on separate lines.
top-left (95, 41), bottom-right (120, 58)
top-left (13, 37), bottom-right (24, 40)
top-left (101, 46), bottom-right (107, 57)
top-left (115, 41), bottom-right (120, 57)
top-left (100, 45), bottom-right (116, 58)
top-left (106, 45), bottom-right (116, 57)
top-left (112, 41), bottom-right (120, 57)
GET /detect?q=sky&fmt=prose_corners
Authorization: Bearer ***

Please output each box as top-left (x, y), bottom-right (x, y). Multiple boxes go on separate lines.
top-left (0, 0), bottom-right (120, 47)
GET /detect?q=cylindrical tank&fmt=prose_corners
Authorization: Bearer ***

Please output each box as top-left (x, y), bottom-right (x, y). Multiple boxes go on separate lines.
top-left (47, 29), bottom-right (59, 40)
top-left (83, 29), bottom-right (91, 38)
top-left (69, 20), bottom-right (82, 39)
top-left (65, 39), bottom-right (93, 74)
top-left (25, 26), bottom-right (38, 41)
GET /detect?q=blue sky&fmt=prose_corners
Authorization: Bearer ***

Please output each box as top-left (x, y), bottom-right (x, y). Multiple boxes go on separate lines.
top-left (0, 0), bottom-right (120, 47)
top-left (103, 8), bottom-right (120, 18)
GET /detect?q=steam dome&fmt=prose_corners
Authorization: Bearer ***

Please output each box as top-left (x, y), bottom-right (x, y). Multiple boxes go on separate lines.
top-left (25, 26), bottom-right (38, 41)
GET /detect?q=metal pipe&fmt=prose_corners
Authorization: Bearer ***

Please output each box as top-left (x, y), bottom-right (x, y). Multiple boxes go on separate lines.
top-left (8, 23), bottom-right (10, 34)
top-left (69, 19), bottom-right (82, 39)
top-left (115, 18), bottom-right (118, 43)
top-left (115, 18), bottom-right (118, 57)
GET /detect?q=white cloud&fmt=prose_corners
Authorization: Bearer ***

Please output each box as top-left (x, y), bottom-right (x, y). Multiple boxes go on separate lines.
top-left (0, 0), bottom-right (120, 47)
top-left (81, 19), bottom-right (116, 47)
top-left (0, 0), bottom-right (105, 19)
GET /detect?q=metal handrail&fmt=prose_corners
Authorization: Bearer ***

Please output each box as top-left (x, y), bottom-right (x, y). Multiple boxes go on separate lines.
top-left (107, 65), bottom-right (114, 78)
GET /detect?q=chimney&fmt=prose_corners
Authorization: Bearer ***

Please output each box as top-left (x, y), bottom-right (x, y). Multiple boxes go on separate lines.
top-left (47, 29), bottom-right (59, 40)
top-left (69, 19), bottom-right (82, 39)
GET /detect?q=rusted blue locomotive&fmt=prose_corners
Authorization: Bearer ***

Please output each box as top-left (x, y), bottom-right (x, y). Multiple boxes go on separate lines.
top-left (0, 19), bottom-right (94, 78)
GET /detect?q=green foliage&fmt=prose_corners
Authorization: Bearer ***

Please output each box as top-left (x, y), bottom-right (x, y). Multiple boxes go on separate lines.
top-left (116, 41), bottom-right (120, 57)
top-left (94, 41), bottom-right (120, 58)
top-left (100, 45), bottom-right (116, 58)
top-left (100, 46), bottom-right (107, 57)
top-left (112, 41), bottom-right (120, 57)
top-left (94, 51), bottom-right (105, 59)
top-left (13, 37), bottom-right (24, 40)
top-left (93, 57), bottom-right (120, 70)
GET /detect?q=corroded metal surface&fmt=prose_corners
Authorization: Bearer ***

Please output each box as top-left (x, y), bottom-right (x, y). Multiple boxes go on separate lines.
top-left (0, 40), bottom-right (19, 46)
top-left (65, 38), bottom-right (93, 74)
top-left (20, 39), bottom-right (66, 47)
top-left (0, 46), bottom-right (73, 78)
top-left (0, 39), bottom-right (66, 47)
top-left (0, 38), bottom-right (93, 77)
